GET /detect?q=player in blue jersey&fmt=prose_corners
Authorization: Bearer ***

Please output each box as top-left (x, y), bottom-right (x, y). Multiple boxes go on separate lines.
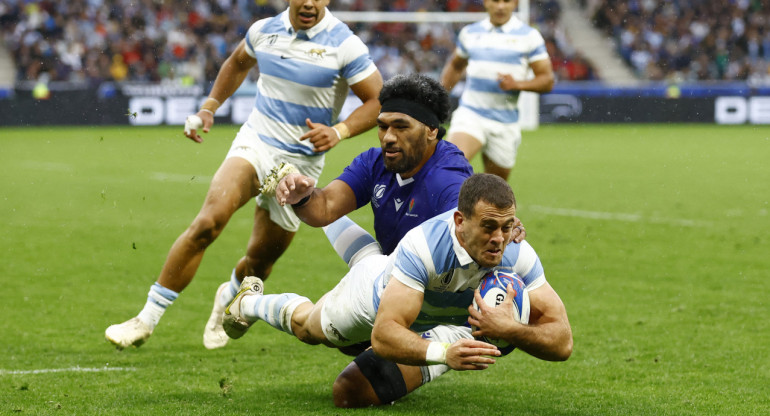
top-left (275, 73), bottom-right (503, 259)
top-left (104, 0), bottom-right (383, 350)
top-left (440, 0), bottom-right (555, 180)
top-left (222, 173), bottom-right (572, 407)
top-left (273, 73), bottom-right (524, 357)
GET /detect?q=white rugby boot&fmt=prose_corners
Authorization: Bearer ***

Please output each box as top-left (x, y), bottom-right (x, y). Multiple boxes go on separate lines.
top-left (203, 282), bottom-right (231, 350)
top-left (222, 276), bottom-right (264, 339)
top-left (105, 317), bottom-right (152, 349)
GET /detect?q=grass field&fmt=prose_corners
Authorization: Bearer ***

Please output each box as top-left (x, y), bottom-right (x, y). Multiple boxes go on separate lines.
top-left (1, 124), bottom-right (768, 415)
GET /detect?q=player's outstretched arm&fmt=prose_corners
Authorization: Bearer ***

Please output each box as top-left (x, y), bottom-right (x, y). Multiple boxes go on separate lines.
top-left (277, 177), bottom-right (358, 228)
top-left (301, 70), bottom-right (383, 152)
top-left (470, 282), bottom-right (572, 361)
top-left (183, 40), bottom-right (256, 143)
top-left (371, 279), bottom-right (500, 370)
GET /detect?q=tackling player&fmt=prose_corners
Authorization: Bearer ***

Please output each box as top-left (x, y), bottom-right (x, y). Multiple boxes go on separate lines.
top-left (222, 174), bottom-right (573, 407)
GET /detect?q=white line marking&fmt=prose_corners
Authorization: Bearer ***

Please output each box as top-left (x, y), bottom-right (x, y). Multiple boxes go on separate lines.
top-left (0, 366), bottom-right (136, 375)
top-left (527, 205), bottom-right (712, 227)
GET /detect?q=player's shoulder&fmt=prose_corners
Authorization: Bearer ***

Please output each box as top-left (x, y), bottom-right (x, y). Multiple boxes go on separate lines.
top-left (313, 11), bottom-right (364, 48)
top-left (422, 141), bottom-right (473, 178)
top-left (417, 208), bottom-right (456, 235)
top-left (461, 20), bottom-right (488, 34)
top-left (247, 12), bottom-right (286, 37)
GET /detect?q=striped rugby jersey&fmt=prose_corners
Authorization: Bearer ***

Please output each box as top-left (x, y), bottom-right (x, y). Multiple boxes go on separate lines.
top-left (375, 209), bottom-right (547, 332)
top-left (243, 8), bottom-right (377, 156)
top-left (454, 15), bottom-right (549, 123)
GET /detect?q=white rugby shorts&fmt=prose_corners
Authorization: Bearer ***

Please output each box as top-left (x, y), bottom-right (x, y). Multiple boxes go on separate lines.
top-left (447, 106), bottom-right (522, 169)
top-left (320, 254), bottom-right (388, 346)
top-left (225, 123), bottom-right (324, 232)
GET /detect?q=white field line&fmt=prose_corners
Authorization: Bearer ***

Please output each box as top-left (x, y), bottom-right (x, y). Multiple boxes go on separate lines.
top-left (0, 366), bottom-right (136, 375)
top-left (527, 205), bottom-right (713, 228)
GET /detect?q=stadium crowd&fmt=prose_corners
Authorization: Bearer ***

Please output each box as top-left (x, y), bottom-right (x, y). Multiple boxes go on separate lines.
top-left (0, 0), bottom-right (594, 87)
top-left (591, 0), bottom-right (770, 83)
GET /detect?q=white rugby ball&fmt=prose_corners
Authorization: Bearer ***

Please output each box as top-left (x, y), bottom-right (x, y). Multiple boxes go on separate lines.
top-left (471, 270), bottom-right (530, 355)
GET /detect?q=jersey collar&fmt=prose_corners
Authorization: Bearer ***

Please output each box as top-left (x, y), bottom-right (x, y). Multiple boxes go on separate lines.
top-left (281, 7), bottom-right (333, 39)
top-left (447, 211), bottom-right (475, 267)
top-left (482, 14), bottom-right (522, 33)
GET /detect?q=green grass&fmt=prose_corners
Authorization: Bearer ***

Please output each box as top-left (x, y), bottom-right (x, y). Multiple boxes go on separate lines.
top-left (1, 124), bottom-right (768, 415)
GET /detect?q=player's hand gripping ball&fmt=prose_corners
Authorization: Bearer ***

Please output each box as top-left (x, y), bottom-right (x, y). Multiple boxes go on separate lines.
top-left (472, 270), bottom-right (530, 355)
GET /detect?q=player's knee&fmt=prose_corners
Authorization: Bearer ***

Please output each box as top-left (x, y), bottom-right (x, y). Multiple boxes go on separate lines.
top-left (186, 214), bottom-right (225, 248)
top-left (332, 350), bottom-right (408, 408)
top-left (293, 327), bottom-right (322, 345)
top-left (332, 363), bottom-right (379, 408)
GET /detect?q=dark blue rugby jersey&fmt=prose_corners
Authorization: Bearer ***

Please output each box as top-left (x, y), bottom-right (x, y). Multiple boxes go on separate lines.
top-left (337, 140), bottom-right (473, 254)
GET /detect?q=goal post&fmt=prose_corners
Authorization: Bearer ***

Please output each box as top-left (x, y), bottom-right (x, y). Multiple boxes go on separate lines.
top-left (334, 1), bottom-right (540, 130)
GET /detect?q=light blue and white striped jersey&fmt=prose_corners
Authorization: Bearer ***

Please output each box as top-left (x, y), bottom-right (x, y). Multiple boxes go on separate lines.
top-left (374, 209), bottom-right (547, 333)
top-left (243, 8), bottom-right (377, 156)
top-left (454, 16), bottom-right (549, 123)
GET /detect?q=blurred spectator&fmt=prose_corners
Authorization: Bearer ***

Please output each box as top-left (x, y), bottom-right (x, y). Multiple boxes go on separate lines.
top-left (592, 0), bottom-right (770, 83)
top-left (1, 0), bottom-right (590, 85)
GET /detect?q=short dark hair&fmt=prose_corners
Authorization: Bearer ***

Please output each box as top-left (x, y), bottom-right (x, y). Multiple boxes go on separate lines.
top-left (457, 174), bottom-right (516, 217)
top-left (378, 73), bottom-right (451, 125)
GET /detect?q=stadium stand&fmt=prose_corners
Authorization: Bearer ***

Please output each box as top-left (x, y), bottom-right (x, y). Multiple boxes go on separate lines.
top-left (589, 0), bottom-right (770, 83)
top-left (0, 0), bottom-right (594, 86)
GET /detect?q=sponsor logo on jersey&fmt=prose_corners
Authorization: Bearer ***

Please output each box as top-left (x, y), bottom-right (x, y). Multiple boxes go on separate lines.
top-left (405, 198), bottom-right (419, 217)
top-left (394, 198), bottom-right (404, 211)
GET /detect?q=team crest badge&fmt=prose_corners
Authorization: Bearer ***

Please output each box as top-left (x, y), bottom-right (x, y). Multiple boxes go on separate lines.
top-left (306, 48), bottom-right (326, 59)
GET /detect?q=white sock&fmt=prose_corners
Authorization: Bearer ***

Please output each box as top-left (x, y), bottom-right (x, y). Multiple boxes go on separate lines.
top-left (217, 270), bottom-right (241, 308)
top-left (136, 283), bottom-right (179, 330)
top-left (241, 293), bottom-right (310, 335)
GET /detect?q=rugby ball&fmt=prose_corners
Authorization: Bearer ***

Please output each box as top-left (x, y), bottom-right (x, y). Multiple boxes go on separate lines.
top-left (471, 270), bottom-right (530, 355)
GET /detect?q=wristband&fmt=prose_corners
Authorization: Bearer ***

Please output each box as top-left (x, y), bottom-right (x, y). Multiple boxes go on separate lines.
top-left (332, 122), bottom-right (350, 140)
top-left (425, 342), bottom-right (450, 365)
top-left (200, 97), bottom-right (221, 114)
top-left (291, 194), bottom-right (311, 209)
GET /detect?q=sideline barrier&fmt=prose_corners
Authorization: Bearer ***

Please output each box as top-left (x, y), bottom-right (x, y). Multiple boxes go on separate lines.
top-left (1, 82), bottom-right (769, 126)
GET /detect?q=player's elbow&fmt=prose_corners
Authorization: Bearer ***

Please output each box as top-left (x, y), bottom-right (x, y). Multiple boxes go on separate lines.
top-left (542, 74), bottom-right (555, 93)
top-left (554, 336), bottom-right (573, 361)
top-left (369, 326), bottom-right (391, 360)
top-left (551, 330), bottom-right (573, 361)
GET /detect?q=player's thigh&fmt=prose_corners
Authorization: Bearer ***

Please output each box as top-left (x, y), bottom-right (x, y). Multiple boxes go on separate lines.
top-left (480, 121), bottom-right (521, 170)
top-left (200, 156), bottom-right (260, 219)
top-left (319, 256), bottom-right (386, 346)
top-left (447, 131), bottom-right (483, 160)
top-left (447, 106), bottom-right (485, 159)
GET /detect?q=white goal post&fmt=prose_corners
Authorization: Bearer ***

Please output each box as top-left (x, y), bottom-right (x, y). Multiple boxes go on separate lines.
top-left (334, 2), bottom-right (539, 130)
